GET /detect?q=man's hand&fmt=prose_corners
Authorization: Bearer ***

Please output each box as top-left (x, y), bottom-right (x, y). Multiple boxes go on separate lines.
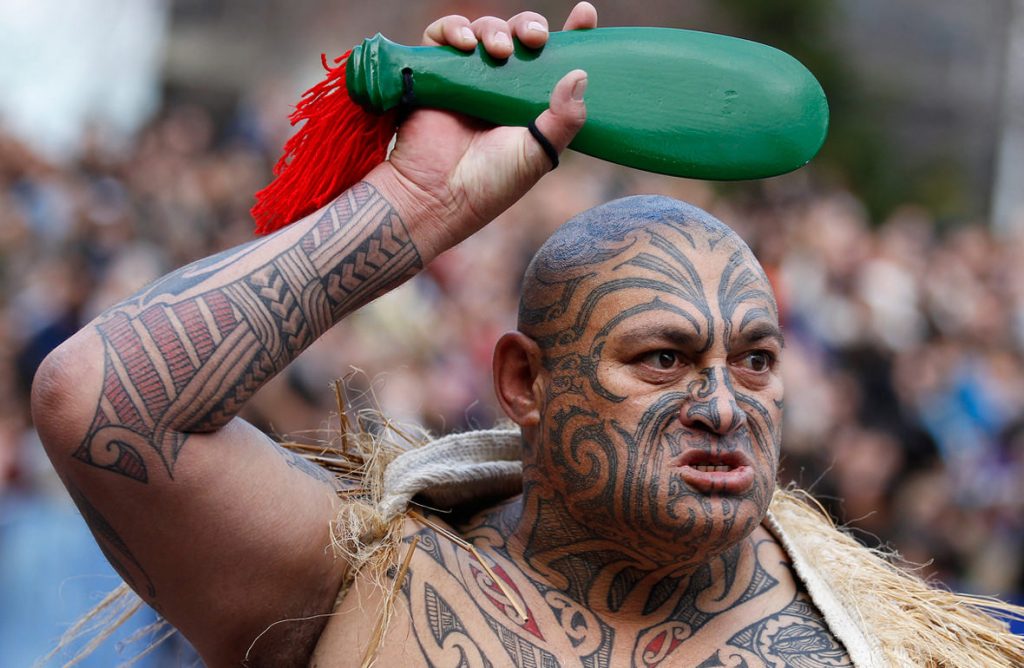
top-left (366, 2), bottom-right (597, 261)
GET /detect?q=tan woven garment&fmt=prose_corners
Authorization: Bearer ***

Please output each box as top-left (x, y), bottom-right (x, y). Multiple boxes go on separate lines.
top-left (49, 425), bottom-right (1024, 667)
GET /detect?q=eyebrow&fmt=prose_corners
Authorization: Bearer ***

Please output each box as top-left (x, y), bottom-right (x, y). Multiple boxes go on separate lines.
top-left (736, 321), bottom-right (786, 349)
top-left (618, 326), bottom-right (706, 350)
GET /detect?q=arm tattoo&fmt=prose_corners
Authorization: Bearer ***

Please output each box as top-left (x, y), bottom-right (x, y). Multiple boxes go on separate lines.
top-left (67, 481), bottom-right (157, 600)
top-left (73, 183), bottom-right (422, 483)
top-left (270, 442), bottom-right (342, 488)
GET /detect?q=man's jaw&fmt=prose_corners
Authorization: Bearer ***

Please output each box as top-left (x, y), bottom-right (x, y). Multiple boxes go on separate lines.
top-left (670, 449), bottom-right (755, 495)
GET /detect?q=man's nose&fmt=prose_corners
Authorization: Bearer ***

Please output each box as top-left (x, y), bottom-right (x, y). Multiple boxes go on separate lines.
top-left (679, 366), bottom-right (746, 434)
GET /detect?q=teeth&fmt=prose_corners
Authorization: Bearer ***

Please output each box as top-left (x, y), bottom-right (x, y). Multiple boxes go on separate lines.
top-left (693, 464), bottom-right (732, 472)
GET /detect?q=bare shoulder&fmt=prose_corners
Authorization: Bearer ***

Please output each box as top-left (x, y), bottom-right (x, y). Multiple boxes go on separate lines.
top-left (313, 507), bottom-right (549, 667)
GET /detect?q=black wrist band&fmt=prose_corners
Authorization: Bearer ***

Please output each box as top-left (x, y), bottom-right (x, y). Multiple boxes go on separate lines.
top-left (527, 120), bottom-right (559, 170)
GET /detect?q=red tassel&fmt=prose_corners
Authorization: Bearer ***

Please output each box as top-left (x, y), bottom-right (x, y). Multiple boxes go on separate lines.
top-left (251, 51), bottom-right (398, 235)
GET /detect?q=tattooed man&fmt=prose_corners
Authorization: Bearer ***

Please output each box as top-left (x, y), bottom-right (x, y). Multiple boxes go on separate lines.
top-left (32, 3), bottom-right (854, 667)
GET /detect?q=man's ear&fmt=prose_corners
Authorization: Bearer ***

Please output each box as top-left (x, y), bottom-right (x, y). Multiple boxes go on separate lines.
top-left (493, 331), bottom-right (544, 428)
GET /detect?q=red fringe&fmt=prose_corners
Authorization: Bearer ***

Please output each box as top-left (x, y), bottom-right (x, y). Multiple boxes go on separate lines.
top-left (251, 51), bottom-right (398, 235)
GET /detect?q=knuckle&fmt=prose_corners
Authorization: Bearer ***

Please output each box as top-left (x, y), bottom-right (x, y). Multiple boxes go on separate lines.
top-left (511, 11), bottom-right (544, 24)
top-left (442, 16), bottom-right (469, 34)
top-left (472, 15), bottom-right (501, 29)
top-left (570, 104), bottom-right (587, 125)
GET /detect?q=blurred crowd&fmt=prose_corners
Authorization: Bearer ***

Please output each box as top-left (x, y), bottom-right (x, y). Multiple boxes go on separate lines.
top-left (2, 97), bottom-right (1023, 661)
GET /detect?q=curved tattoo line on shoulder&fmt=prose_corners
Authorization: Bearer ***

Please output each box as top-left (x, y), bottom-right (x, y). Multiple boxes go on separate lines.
top-left (67, 481), bottom-right (157, 600)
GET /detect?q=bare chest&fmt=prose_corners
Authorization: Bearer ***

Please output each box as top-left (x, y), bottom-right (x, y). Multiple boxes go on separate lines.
top-left (312, 526), bottom-right (852, 668)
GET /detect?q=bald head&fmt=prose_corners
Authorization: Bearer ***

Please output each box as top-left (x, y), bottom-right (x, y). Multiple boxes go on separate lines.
top-left (518, 195), bottom-right (775, 345)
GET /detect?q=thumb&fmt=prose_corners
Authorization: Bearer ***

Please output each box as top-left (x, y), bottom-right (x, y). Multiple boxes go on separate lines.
top-left (530, 69), bottom-right (588, 163)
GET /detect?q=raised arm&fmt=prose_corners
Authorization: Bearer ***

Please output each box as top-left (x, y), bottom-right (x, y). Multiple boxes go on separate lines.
top-left (30, 5), bottom-right (592, 667)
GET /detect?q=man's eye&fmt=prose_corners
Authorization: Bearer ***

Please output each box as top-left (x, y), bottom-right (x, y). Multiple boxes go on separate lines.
top-left (740, 351), bottom-right (774, 372)
top-left (642, 351), bottom-right (680, 370)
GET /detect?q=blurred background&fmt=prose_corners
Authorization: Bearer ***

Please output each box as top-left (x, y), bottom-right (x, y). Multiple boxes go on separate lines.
top-left (2, 0), bottom-right (1023, 664)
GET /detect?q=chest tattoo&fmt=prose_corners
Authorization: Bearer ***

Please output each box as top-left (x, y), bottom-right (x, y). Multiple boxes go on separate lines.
top-left (395, 525), bottom-right (852, 668)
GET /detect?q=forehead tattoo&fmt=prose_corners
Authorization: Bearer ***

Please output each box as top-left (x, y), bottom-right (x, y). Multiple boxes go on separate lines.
top-left (519, 195), bottom-right (778, 353)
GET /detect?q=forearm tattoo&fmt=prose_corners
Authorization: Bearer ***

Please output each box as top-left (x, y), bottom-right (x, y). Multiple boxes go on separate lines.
top-left (61, 185), bottom-right (420, 609)
top-left (71, 183), bottom-right (420, 485)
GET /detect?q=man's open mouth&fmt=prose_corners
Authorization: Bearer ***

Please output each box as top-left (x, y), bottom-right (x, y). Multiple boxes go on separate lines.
top-left (671, 450), bottom-right (755, 495)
